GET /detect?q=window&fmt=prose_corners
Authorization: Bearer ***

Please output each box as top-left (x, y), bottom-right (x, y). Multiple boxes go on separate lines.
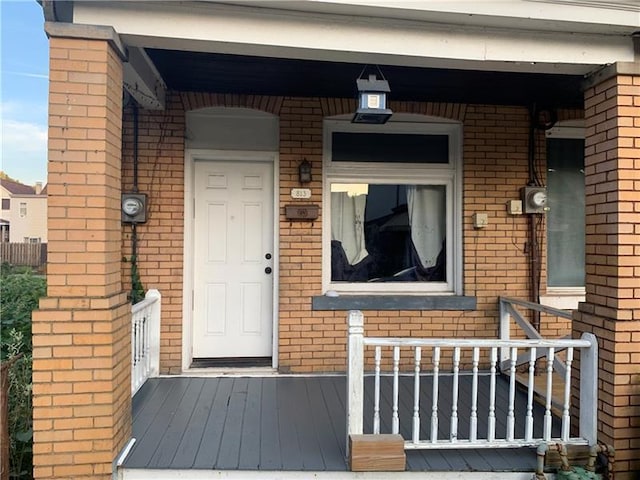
top-left (19, 202), bottom-right (27, 217)
top-left (323, 119), bottom-right (462, 295)
top-left (1, 199), bottom-right (9, 210)
top-left (547, 137), bottom-right (585, 288)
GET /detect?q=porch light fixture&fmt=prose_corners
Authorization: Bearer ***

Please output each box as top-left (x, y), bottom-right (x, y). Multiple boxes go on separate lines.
top-left (352, 72), bottom-right (393, 124)
top-left (299, 159), bottom-right (312, 183)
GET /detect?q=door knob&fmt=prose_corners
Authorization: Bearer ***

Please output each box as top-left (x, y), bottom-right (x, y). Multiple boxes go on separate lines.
top-left (265, 253), bottom-right (272, 260)
top-left (265, 267), bottom-right (272, 274)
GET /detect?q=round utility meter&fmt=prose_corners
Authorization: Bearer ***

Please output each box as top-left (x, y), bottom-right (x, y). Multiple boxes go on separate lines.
top-left (530, 191), bottom-right (547, 208)
top-left (122, 197), bottom-right (143, 216)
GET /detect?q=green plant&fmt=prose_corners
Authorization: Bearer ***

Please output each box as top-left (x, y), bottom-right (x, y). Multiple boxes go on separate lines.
top-left (5, 331), bottom-right (33, 479)
top-left (1, 266), bottom-right (43, 479)
top-left (0, 268), bottom-right (45, 360)
top-left (125, 255), bottom-right (145, 304)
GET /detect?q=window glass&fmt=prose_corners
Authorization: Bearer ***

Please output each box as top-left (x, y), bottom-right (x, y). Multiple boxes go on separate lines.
top-left (325, 120), bottom-right (460, 294)
top-left (332, 132), bottom-right (449, 163)
top-left (330, 183), bottom-right (446, 283)
top-left (1, 199), bottom-right (9, 210)
top-left (547, 138), bottom-right (585, 287)
top-left (19, 202), bottom-right (27, 217)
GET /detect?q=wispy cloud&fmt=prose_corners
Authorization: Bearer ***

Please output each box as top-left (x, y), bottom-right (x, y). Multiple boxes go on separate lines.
top-left (4, 70), bottom-right (48, 80)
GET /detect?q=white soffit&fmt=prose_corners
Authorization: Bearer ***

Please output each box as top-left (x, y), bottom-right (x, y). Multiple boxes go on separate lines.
top-left (269, 0), bottom-right (640, 34)
top-left (72, 1), bottom-right (637, 75)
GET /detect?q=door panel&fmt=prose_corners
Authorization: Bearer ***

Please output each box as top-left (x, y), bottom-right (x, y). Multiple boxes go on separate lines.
top-left (193, 160), bottom-right (274, 358)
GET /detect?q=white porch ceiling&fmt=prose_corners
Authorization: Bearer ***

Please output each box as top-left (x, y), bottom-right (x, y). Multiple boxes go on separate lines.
top-left (71, 1), bottom-right (637, 76)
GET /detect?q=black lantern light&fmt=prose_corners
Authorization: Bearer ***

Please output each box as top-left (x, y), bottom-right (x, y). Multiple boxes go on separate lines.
top-left (352, 72), bottom-right (393, 124)
top-left (298, 158), bottom-right (312, 183)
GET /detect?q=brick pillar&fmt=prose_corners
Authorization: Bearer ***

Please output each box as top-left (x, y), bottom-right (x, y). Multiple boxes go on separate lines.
top-left (574, 66), bottom-right (640, 478)
top-left (31, 36), bottom-right (131, 479)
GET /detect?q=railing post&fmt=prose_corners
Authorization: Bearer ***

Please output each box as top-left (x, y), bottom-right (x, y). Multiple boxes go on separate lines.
top-left (346, 310), bottom-right (364, 456)
top-left (579, 332), bottom-right (598, 445)
top-left (146, 289), bottom-right (162, 377)
top-left (499, 297), bottom-right (511, 369)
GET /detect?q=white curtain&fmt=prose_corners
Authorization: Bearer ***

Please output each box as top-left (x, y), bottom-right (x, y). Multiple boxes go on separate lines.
top-left (331, 191), bottom-right (369, 264)
top-left (406, 185), bottom-right (446, 267)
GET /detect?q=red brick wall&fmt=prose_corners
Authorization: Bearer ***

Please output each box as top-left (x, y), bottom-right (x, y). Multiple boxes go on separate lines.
top-left (123, 94), bottom-right (576, 374)
top-left (574, 72), bottom-right (640, 478)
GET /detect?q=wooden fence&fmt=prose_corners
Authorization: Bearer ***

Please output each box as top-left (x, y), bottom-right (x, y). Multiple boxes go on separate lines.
top-left (0, 243), bottom-right (47, 268)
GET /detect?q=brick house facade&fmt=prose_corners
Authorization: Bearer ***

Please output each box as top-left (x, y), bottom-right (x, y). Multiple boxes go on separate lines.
top-left (32, 2), bottom-right (639, 479)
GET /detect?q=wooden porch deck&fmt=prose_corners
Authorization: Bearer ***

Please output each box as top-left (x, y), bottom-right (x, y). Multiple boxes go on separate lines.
top-left (120, 374), bottom-right (562, 475)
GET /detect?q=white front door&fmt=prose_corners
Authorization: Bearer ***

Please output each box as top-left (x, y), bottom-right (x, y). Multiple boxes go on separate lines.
top-left (192, 160), bottom-right (274, 358)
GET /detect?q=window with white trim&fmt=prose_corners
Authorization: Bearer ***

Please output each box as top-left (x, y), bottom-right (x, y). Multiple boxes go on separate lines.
top-left (547, 136), bottom-right (585, 288)
top-left (323, 118), bottom-right (462, 295)
top-left (540, 122), bottom-right (586, 310)
top-left (19, 202), bottom-right (27, 217)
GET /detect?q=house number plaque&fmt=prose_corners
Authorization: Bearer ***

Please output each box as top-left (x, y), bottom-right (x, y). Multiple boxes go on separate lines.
top-left (290, 188), bottom-right (312, 199)
top-left (285, 204), bottom-right (319, 221)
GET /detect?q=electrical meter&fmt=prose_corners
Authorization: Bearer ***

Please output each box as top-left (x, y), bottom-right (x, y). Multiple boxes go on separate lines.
top-left (121, 193), bottom-right (147, 223)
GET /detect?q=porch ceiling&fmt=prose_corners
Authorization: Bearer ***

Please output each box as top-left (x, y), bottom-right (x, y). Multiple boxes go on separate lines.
top-left (145, 49), bottom-right (585, 108)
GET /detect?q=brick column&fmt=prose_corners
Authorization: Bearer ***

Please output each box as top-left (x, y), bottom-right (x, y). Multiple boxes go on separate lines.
top-left (31, 34), bottom-right (131, 479)
top-left (574, 65), bottom-right (640, 478)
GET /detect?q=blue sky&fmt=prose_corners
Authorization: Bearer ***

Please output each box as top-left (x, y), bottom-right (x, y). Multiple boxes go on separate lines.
top-left (1, 0), bottom-right (49, 186)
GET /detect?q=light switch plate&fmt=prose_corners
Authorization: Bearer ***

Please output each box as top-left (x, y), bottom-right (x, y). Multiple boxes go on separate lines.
top-left (473, 213), bottom-right (489, 228)
top-left (507, 200), bottom-right (523, 215)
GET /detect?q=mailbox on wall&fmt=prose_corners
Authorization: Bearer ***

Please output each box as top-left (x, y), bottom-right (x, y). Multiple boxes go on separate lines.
top-left (285, 204), bottom-right (319, 221)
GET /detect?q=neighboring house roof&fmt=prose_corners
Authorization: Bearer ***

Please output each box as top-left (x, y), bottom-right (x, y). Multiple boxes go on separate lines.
top-left (1, 178), bottom-right (35, 195)
top-left (0, 178), bottom-right (47, 196)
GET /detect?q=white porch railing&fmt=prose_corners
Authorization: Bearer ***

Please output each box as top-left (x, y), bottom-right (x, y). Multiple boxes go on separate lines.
top-left (346, 310), bottom-right (598, 452)
top-left (499, 296), bottom-right (574, 377)
top-left (131, 289), bottom-right (161, 396)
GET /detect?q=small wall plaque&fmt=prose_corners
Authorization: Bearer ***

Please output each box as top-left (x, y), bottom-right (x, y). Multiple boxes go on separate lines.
top-left (291, 188), bottom-right (312, 199)
top-left (285, 204), bottom-right (319, 221)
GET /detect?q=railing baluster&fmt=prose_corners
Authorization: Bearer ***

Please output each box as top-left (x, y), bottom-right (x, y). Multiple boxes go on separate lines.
top-left (431, 346), bottom-right (441, 443)
top-left (352, 303), bottom-right (598, 452)
top-left (544, 347), bottom-right (555, 441)
top-left (413, 347), bottom-right (421, 444)
top-left (507, 347), bottom-right (517, 441)
top-left (392, 346), bottom-right (400, 434)
top-left (450, 347), bottom-right (460, 442)
top-left (373, 346), bottom-right (381, 435)
top-left (131, 289), bottom-right (162, 396)
top-left (470, 347), bottom-right (479, 442)
top-left (143, 314), bottom-right (149, 377)
top-left (525, 347), bottom-right (536, 441)
top-left (488, 347), bottom-right (497, 442)
top-left (562, 347), bottom-right (574, 442)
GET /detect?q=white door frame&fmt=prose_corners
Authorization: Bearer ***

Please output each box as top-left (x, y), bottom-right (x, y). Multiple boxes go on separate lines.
top-left (182, 149), bottom-right (280, 371)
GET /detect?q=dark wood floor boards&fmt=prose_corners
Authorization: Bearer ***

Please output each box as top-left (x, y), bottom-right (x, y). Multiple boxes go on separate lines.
top-left (305, 377), bottom-right (348, 470)
top-left (216, 377), bottom-right (250, 469)
top-left (126, 375), bottom-right (556, 473)
top-left (191, 377), bottom-right (234, 469)
top-left (171, 379), bottom-right (220, 468)
top-left (238, 378), bottom-right (263, 469)
top-left (127, 377), bottom-right (194, 468)
top-left (259, 378), bottom-right (282, 470)
top-left (275, 377), bottom-right (305, 470)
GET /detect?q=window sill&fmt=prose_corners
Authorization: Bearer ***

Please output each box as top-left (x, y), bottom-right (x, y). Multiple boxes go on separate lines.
top-left (540, 291), bottom-right (585, 311)
top-left (312, 295), bottom-right (476, 311)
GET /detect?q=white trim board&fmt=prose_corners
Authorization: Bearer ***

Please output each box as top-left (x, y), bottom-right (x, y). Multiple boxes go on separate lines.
top-left (73, 2), bottom-right (634, 75)
top-left (119, 469), bottom-right (556, 480)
